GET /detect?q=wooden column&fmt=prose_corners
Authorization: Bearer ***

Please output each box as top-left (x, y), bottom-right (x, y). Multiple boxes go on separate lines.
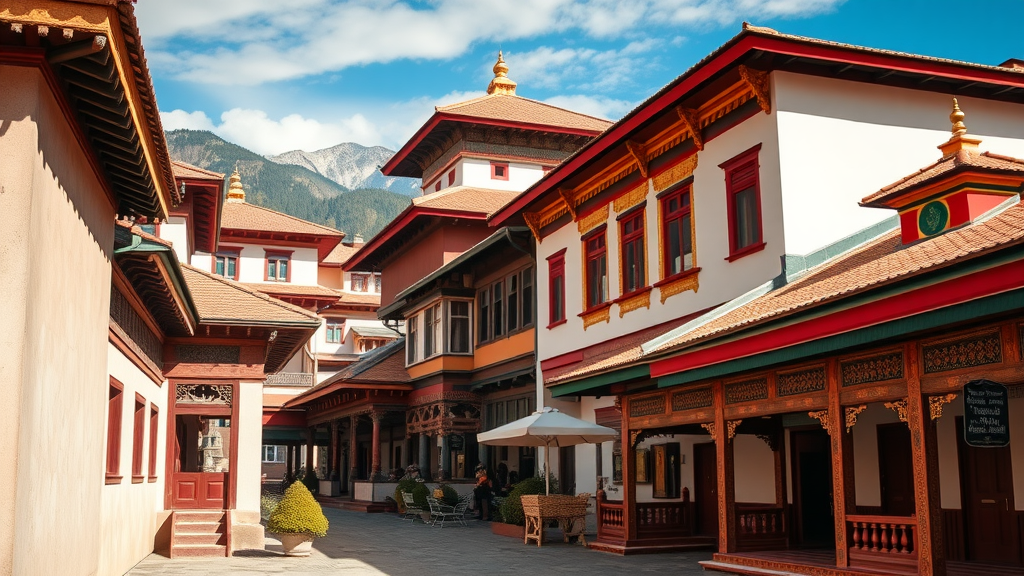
top-left (906, 343), bottom-right (946, 576)
top-left (620, 396), bottom-right (638, 544)
top-left (349, 415), bottom-right (359, 488)
top-left (713, 380), bottom-right (736, 553)
top-left (305, 427), bottom-right (315, 478)
top-left (286, 444), bottom-right (294, 481)
top-left (328, 420), bottom-right (338, 477)
top-left (370, 412), bottom-right (382, 476)
top-left (773, 426), bottom-right (787, 509)
top-left (292, 442), bottom-right (301, 477)
top-left (419, 433), bottom-right (431, 478)
top-left (440, 434), bottom-right (451, 479)
top-left (827, 358), bottom-right (855, 568)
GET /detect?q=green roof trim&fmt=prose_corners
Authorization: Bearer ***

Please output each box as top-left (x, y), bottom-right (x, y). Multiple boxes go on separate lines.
top-left (657, 286), bottom-right (1024, 388)
top-left (549, 364), bottom-right (650, 397)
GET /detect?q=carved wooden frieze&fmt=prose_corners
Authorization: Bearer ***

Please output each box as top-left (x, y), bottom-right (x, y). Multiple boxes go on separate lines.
top-left (612, 182), bottom-right (647, 214)
top-left (841, 352), bottom-right (904, 387)
top-left (652, 154), bottom-right (698, 193)
top-left (577, 204), bottom-right (609, 235)
top-left (176, 384), bottom-right (232, 405)
top-left (175, 344), bottom-right (241, 364)
top-left (671, 387), bottom-right (713, 411)
top-left (618, 289), bottom-right (651, 317)
top-left (929, 393), bottom-right (957, 421)
top-left (777, 367), bottom-right (826, 396)
top-left (725, 377), bottom-right (768, 404)
top-left (922, 331), bottom-right (1002, 373)
top-left (630, 394), bottom-right (666, 418)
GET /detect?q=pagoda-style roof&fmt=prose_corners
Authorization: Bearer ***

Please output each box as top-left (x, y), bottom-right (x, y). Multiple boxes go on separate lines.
top-left (171, 161), bottom-right (224, 181)
top-left (862, 150), bottom-right (1024, 208)
top-left (381, 53), bottom-right (611, 179)
top-left (285, 339), bottom-right (412, 409)
top-left (241, 282), bottom-right (341, 310)
top-left (220, 201), bottom-right (343, 260)
top-left (170, 161), bottom-right (225, 254)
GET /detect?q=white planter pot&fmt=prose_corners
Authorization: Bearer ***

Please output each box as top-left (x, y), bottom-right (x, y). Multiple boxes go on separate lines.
top-left (277, 533), bottom-right (314, 557)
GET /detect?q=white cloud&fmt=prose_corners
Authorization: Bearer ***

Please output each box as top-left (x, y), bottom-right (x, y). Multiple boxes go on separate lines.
top-left (161, 109), bottom-right (216, 131)
top-left (136, 0), bottom-right (845, 86)
top-left (543, 95), bottom-right (635, 121)
top-left (508, 39), bottom-right (660, 93)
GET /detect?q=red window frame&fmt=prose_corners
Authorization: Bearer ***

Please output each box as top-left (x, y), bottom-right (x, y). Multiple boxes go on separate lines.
top-left (448, 169), bottom-right (456, 186)
top-left (106, 378), bottom-right (123, 484)
top-left (148, 405), bottom-right (159, 482)
top-left (619, 210), bottom-right (646, 295)
top-left (660, 183), bottom-right (693, 278)
top-left (214, 246), bottom-right (241, 280)
top-left (264, 249), bottom-right (292, 282)
top-left (352, 273), bottom-right (369, 292)
top-left (491, 161), bottom-right (509, 181)
top-left (720, 144), bottom-right (765, 261)
top-left (547, 249), bottom-right (567, 328)
top-left (435, 181), bottom-right (441, 192)
top-left (583, 228), bottom-right (608, 311)
top-left (132, 394), bottom-right (145, 483)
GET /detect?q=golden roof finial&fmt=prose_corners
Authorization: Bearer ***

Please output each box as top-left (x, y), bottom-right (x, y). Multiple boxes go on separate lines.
top-left (487, 50), bottom-right (517, 96)
top-left (226, 166), bottom-right (246, 202)
top-left (950, 97), bottom-right (967, 136)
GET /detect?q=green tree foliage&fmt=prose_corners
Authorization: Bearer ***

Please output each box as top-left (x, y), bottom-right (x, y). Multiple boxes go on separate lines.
top-left (394, 478), bottom-right (429, 512)
top-left (267, 482), bottom-right (329, 538)
top-left (165, 130), bottom-right (411, 238)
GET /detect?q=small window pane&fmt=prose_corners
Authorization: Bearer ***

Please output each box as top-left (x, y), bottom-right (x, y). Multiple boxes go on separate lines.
top-left (522, 269), bottom-right (533, 326)
top-left (492, 282), bottom-right (503, 336)
top-left (507, 275), bottom-right (519, 332)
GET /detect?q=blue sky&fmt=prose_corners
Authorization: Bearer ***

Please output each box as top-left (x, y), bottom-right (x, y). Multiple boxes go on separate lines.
top-left (137, 0), bottom-right (1024, 156)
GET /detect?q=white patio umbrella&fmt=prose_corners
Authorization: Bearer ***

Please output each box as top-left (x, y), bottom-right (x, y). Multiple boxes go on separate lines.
top-left (477, 407), bottom-right (617, 495)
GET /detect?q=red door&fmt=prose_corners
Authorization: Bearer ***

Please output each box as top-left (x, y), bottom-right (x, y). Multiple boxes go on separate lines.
top-left (170, 414), bottom-right (231, 509)
top-left (958, 417), bottom-right (1019, 564)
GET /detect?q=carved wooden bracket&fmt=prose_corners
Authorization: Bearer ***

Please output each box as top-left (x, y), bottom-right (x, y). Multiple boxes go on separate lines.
top-left (522, 212), bottom-right (543, 243)
top-left (845, 405), bottom-right (867, 433)
top-left (629, 429), bottom-right (644, 448)
top-left (738, 65), bottom-right (771, 114)
top-left (884, 399), bottom-right (909, 423)
top-left (929, 393), bottom-right (958, 421)
top-left (726, 419), bottom-right (742, 441)
top-left (557, 188), bottom-right (578, 220)
top-left (625, 140), bottom-right (649, 179)
top-left (700, 422), bottom-right (716, 441)
top-left (676, 106), bottom-right (704, 151)
top-left (808, 410), bottom-right (832, 436)
top-left (756, 433), bottom-right (779, 451)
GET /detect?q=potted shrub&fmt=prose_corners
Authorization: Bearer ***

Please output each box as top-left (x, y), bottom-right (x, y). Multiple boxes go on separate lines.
top-left (493, 475), bottom-right (557, 538)
top-left (267, 481), bottom-right (329, 556)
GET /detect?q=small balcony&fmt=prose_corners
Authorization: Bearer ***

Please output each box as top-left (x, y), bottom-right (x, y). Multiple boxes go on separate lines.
top-left (264, 372), bottom-right (314, 387)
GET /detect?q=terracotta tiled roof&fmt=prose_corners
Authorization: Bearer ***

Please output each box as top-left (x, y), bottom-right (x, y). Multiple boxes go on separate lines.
top-left (180, 265), bottom-right (321, 325)
top-left (545, 315), bottom-right (703, 385)
top-left (413, 186), bottom-right (521, 216)
top-left (336, 292), bottom-right (382, 306)
top-left (862, 150), bottom-right (1024, 206)
top-left (171, 160), bottom-right (224, 181)
top-left (221, 201), bottom-right (344, 237)
top-left (436, 94), bottom-right (612, 133)
top-left (242, 282), bottom-right (341, 300)
top-left (322, 243), bottom-right (363, 266)
top-left (652, 200), bottom-right (1024, 354)
top-left (285, 339), bottom-right (411, 407)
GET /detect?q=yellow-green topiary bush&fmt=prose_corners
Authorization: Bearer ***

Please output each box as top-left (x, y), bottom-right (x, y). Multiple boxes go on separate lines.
top-left (267, 481), bottom-right (329, 538)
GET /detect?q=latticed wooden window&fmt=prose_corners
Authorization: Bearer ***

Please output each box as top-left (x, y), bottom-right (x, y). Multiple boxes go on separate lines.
top-left (620, 211), bottom-right (645, 294)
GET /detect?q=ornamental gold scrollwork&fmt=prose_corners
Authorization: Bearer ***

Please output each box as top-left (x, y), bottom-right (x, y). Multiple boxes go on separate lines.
top-left (577, 204), bottom-right (609, 235)
top-left (676, 106), bottom-right (704, 151)
top-left (726, 419), bottom-right (742, 441)
top-left (844, 405), bottom-right (867, 433)
top-left (629, 429), bottom-right (644, 448)
top-left (625, 140), bottom-right (649, 179)
top-left (808, 410), bottom-right (832, 436)
top-left (700, 422), bottom-right (716, 441)
top-left (738, 65), bottom-right (771, 114)
top-left (522, 212), bottom-right (543, 242)
top-left (884, 399), bottom-right (909, 423)
top-left (557, 188), bottom-right (578, 220)
top-left (929, 393), bottom-right (958, 421)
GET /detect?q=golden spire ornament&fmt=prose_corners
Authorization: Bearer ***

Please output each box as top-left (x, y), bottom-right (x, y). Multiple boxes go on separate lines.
top-left (487, 51), bottom-right (517, 96)
top-left (226, 166), bottom-right (246, 202)
top-left (950, 97), bottom-right (967, 136)
top-left (938, 97), bottom-right (981, 157)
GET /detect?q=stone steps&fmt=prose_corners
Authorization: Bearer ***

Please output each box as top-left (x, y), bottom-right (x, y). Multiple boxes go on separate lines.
top-left (170, 510), bottom-right (228, 558)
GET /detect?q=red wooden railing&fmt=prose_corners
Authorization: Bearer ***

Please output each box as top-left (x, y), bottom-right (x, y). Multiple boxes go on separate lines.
top-left (735, 503), bottom-right (787, 551)
top-left (596, 492), bottom-right (625, 541)
top-left (595, 491), bottom-right (695, 544)
top-left (847, 514), bottom-right (919, 573)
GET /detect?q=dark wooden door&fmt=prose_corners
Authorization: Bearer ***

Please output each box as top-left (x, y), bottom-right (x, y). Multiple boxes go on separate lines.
top-left (559, 446), bottom-right (576, 495)
top-left (958, 417), bottom-right (1019, 564)
top-left (791, 429), bottom-right (833, 548)
top-left (694, 442), bottom-right (718, 536)
top-left (877, 424), bottom-right (915, 516)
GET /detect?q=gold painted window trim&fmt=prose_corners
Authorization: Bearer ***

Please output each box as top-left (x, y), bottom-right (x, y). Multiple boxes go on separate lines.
top-left (618, 289), bottom-right (651, 317)
top-left (656, 164), bottom-right (700, 304)
top-left (580, 305), bottom-right (611, 330)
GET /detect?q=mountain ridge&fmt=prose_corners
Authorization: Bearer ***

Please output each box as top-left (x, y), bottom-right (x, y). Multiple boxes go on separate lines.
top-left (269, 142), bottom-right (420, 195)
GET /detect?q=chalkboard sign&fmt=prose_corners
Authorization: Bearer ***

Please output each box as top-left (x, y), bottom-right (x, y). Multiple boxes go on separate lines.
top-left (963, 379), bottom-right (1010, 447)
top-left (449, 434), bottom-right (465, 451)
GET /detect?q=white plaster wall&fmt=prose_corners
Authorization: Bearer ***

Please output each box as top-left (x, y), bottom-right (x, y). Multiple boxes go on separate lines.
top-left (161, 217), bottom-right (190, 263)
top-left (236, 381), bottom-right (264, 514)
top-left (937, 398), bottom-right (963, 509)
top-left (190, 251), bottom-right (213, 272)
top-left (460, 157), bottom-right (546, 192)
top-left (774, 72), bottom-right (1024, 254)
top-left (734, 435), bottom-right (776, 504)
top-left (0, 66), bottom-right (115, 576)
top-left (234, 244), bottom-right (319, 285)
top-left (536, 111), bottom-right (783, 361)
top-left (576, 396), bottom-right (615, 495)
top-left (851, 403), bottom-right (900, 508)
top-left (99, 344), bottom-right (168, 576)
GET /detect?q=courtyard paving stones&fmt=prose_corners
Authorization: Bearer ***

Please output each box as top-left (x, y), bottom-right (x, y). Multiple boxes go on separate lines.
top-left (129, 506), bottom-right (713, 576)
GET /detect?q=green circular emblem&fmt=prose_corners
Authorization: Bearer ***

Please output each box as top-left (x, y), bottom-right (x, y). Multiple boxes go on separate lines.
top-left (918, 201), bottom-right (949, 237)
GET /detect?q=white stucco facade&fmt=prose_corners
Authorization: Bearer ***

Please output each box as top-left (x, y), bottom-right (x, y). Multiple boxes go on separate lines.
top-left (425, 156), bottom-right (548, 193)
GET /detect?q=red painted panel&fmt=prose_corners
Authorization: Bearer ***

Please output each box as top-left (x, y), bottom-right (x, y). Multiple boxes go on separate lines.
top-left (899, 210), bottom-right (919, 244)
top-left (946, 193), bottom-right (971, 228)
top-left (262, 409), bottom-right (307, 427)
top-left (176, 479), bottom-right (197, 501)
top-left (967, 193), bottom-right (1009, 220)
top-left (651, 258), bottom-right (1024, 379)
top-left (541, 350), bottom-right (584, 372)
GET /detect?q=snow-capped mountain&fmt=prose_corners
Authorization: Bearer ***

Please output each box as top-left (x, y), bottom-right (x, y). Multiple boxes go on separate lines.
top-left (269, 142), bottom-right (420, 196)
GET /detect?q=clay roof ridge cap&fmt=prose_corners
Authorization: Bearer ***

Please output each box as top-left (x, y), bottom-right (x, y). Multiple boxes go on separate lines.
top-left (181, 263), bottom-right (320, 321)
top-left (226, 202), bottom-right (344, 236)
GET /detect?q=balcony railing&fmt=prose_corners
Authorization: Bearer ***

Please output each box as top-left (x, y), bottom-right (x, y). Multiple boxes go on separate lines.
top-left (735, 503), bottom-right (787, 551)
top-left (847, 514), bottom-right (919, 574)
top-left (264, 372), bottom-right (314, 387)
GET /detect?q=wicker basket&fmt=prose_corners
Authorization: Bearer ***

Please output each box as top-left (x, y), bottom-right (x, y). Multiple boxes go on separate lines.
top-left (520, 494), bottom-right (587, 519)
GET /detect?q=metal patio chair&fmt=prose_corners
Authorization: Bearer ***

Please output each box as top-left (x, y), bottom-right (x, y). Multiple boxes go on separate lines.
top-left (401, 492), bottom-right (425, 522)
top-left (426, 495), bottom-right (464, 528)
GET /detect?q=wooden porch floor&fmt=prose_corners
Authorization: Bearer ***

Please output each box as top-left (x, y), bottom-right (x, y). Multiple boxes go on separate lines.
top-left (702, 550), bottom-right (1024, 576)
